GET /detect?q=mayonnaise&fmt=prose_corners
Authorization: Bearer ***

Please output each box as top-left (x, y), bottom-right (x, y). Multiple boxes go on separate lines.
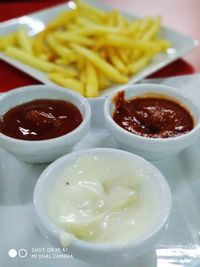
top-left (49, 153), bottom-right (159, 244)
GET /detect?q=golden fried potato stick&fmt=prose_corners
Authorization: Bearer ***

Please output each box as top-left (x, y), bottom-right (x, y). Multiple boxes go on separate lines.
top-left (76, 17), bottom-right (121, 34)
top-left (128, 56), bottom-right (151, 74)
top-left (139, 17), bottom-right (153, 33)
top-left (78, 8), bottom-right (103, 24)
top-left (98, 71), bottom-right (111, 91)
top-left (80, 66), bottom-right (86, 85)
top-left (116, 49), bottom-right (130, 65)
top-left (130, 50), bottom-right (142, 61)
top-left (98, 35), bottom-right (159, 52)
top-left (5, 46), bottom-right (77, 77)
top-left (123, 20), bottom-right (141, 37)
top-left (116, 10), bottom-right (128, 28)
top-left (155, 39), bottom-right (171, 51)
top-left (32, 31), bottom-right (49, 56)
top-left (48, 73), bottom-right (84, 95)
top-left (72, 44), bottom-right (128, 84)
top-left (16, 27), bottom-right (33, 54)
top-left (107, 48), bottom-right (128, 73)
top-left (141, 17), bottom-right (161, 41)
top-left (77, 0), bottom-right (106, 20)
top-left (85, 62), bottom-right (99, 98)
top-left (54, 32), bottom-right (95, 47)
top-left (38, 52), bottom-right (56, 61)
top-left (76, 57), bottom-right (87, 86)
top-left (46, 35), bottom-right (77, 62)
top-left (106, 11), bottom-right (116, 26)
top-left (0, 33), bottom-right (17, 51)
top-left (65, 27), bottom-right (100, 37)
top-left (66, 23), bottom-right (80, 32)
top-left (47, 9), bottom-right (77, 30)
top-left (55, 57), bottom-right (76, 66)
top-left (38, 53), bottom-right (49, 61)
top-left (6, 46), bottom-right (54, 72)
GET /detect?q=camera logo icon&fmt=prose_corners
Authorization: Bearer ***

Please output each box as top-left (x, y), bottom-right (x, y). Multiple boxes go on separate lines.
top-left (8, 249), bottom-right (28, 258)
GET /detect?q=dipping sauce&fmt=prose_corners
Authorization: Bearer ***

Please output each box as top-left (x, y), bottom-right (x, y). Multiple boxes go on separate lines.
top-left (113, 91), bottom-right (194, 138)
top-left (0, 99), bottom-right (82, 141)
top-left (49, 153), bottom-right (159, 244)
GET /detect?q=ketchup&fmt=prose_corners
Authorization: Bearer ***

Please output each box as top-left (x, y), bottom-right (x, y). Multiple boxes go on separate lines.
top-left (0, 99), bottom-right (83, 141)
top-left (113, 91), bottom-right (194, 138)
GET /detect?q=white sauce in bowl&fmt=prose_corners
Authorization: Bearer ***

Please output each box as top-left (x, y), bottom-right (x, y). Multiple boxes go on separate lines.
top-left (49, 153), bottom-right (159, 244)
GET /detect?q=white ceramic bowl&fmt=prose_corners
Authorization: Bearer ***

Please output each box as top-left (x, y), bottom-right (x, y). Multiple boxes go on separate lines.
top-left (33, 148), bottom-right (171, 265)
top-left (104, 83), bottom-right (200, 160)
top-left (0, 85), bottom-right (91, 163)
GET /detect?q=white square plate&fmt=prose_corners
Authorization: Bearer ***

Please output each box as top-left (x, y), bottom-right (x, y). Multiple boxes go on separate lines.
top-left (0, 0), bottom-right (199, 96)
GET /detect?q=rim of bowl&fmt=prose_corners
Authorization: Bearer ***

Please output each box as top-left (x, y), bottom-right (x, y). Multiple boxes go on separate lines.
top-left (0, 85), bottom-right (91, 144)
top-left (104, 83), bottom-right (200, 143)
top-left (33, 148), bottom-right (172, 251)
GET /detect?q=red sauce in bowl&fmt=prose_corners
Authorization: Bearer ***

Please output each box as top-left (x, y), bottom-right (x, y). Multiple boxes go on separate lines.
top-left (0, 99), bottom-right (83, 141)
top-left (113, 91), bottom-right (194, 138)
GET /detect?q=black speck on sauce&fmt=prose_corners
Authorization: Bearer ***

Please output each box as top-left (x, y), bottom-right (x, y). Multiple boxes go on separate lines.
top-left (0, 99), bottom-right (83, 141)
top-left (112, 91), bottom-right (194, 138)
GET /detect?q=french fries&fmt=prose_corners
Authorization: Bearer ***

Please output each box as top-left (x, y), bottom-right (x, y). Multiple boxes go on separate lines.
top-left (71, 44), bottom-right (128, 83)
top-left (0, 0), bottom-right (171, 97)
top-left (85, 62), bottom-right (99, 98)
top-left (0, 32), bottom-right (17, 50)
top-left (16, 27), bottom-right (33, 54)
top-left (48, 73), bottom-right (84, 95)
top-left (5, 46), bottom-right (77, 77)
